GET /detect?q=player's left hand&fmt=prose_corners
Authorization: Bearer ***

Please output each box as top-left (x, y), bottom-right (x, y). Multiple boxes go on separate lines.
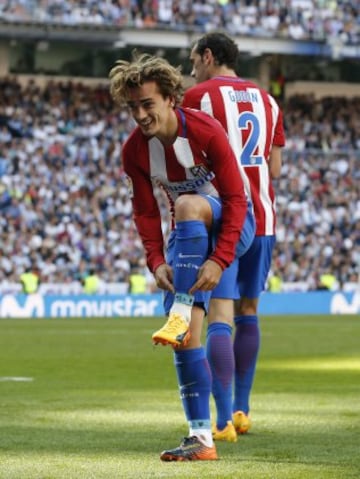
top-left (189, 259), bottom-right (223, 294)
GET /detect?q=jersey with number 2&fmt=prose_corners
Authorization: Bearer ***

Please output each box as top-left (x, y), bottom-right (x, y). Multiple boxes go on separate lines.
top-left (183, 76), bottom-right (285, 236)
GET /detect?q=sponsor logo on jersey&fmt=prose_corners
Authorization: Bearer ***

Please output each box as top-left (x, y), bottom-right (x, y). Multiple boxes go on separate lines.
top-left (151, 164), bottom-right (215, 193)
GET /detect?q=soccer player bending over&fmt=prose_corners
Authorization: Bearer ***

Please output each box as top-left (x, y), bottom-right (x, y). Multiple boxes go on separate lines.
top-left (109, 53), bottom-right (254, 461)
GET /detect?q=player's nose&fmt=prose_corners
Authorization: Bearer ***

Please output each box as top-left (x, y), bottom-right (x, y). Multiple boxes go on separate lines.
top-left (133, 105), bottom-right (147, 120)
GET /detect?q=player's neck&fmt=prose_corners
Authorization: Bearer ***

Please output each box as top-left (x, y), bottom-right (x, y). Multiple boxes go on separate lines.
top-left (156, 110), bottom-right (178, 146)
top-left (211, 66), bottom-right (237, 78)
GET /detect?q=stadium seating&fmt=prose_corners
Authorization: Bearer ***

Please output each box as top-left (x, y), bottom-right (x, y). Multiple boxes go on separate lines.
top-left (0, 1), bottom-right (358, 45)
top-left (0, 77), bottom-right (358, 292)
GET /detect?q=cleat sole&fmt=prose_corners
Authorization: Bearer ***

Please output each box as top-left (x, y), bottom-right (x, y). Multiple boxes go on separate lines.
top-left (152, 329), bottom-right (190, 348)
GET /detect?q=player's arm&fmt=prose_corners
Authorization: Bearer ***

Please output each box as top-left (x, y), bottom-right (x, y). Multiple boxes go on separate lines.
top-left (123, 154), bottom-right (165, 274)
top-left (269, 144), bottom-right (282, 179)
top-left (269, 105), bottom-right (285, 179)
top-left (126, 168), bottom-right (174, 291)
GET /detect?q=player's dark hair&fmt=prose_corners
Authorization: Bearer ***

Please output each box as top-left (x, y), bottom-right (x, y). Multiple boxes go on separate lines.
top-left (193, 32), bottom-right (239, 70)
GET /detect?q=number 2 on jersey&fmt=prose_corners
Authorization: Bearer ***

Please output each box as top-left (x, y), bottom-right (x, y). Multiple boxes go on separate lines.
top-left (238, 112), bottom-right (264, 166)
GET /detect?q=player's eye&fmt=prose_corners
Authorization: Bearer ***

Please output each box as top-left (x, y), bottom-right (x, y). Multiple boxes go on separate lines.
top-left (142, 101), bottom-right (153, 109)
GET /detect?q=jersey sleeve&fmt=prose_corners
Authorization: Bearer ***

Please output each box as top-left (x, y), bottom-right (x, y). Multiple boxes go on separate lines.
top-left (122, 138), bottom-right (166, 274)
top-left (273, 107), bottom-right (286, 147)
top-left (183, 88), bottom-right (200, 109)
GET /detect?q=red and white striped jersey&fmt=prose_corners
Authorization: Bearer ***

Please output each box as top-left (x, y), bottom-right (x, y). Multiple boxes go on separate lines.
top-left (122, 107), bottom-right (248, 273)
top-left (183, 76), bottom-right (285, 236)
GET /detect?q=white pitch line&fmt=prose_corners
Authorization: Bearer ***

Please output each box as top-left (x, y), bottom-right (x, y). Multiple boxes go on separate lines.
top-left (0, 377), bottom-right (34, 382)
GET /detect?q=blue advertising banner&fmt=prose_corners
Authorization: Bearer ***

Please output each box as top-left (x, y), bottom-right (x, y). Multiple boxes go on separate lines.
top-left (0, 293), bottom-right (164, 318)
top-left (259, 291), bottom-right (360, 315)
top-left (0, 291), bottom-right (359, 318)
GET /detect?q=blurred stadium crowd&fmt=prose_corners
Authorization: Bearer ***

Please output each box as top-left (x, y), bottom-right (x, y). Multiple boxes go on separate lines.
top-left (0, 0), bottom-right (359, 45)
top-left (0, 77), bottom-right (359, 292)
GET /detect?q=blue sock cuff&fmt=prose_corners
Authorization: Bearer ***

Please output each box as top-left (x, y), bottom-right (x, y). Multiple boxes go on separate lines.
top-left (234, 315), bottom-right (258, 326)
top-left (207, 322), bottom-right (232, 338)
top-left (174, 347), bottom-right (205, 365)
top-left (174, 293), bottom-right (194, 306)
top-left (176, 220), bottom-right (208, 238)
top-left (189, 419), bottom-right (211, 429)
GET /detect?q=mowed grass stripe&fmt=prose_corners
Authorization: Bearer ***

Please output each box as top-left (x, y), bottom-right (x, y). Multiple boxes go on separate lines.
top-left (0, 315), bottom-right (359, 479)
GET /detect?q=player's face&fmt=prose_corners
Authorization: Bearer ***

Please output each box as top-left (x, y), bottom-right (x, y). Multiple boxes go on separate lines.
top-left (126, 81), bottom-right (174, 138)
top-left (189, 46), bottom-right (211, 83)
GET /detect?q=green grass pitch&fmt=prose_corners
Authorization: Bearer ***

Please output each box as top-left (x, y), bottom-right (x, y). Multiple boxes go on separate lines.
top-left (0, 315), bottom-right (359, 479)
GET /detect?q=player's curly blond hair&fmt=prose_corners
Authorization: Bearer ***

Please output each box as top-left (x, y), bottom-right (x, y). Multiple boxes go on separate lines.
top-left (109, 52), bottom-right (184, 106)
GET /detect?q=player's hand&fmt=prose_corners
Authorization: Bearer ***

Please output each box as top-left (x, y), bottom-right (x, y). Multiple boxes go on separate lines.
top-left (154, 263), bottom-right (175, 293)
top-left (189, 259), bottom-right (223, 294)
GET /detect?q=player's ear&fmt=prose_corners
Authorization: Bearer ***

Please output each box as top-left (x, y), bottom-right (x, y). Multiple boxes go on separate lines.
top-left (203, 48), bottom-right (213, 64)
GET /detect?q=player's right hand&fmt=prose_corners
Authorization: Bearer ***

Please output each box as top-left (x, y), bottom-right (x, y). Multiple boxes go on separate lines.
top-left (154, 263), bottom-right (175, 293)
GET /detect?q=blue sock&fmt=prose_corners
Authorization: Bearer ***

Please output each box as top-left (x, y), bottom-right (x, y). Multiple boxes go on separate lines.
top-left (174, 347), bottom-right (212, 428)
top-left (173, 220), bottom-right (208, 294)
top-left (233, 315), bottom-right (260, 414)
top-left (206, 322), bottom-right (234, 430)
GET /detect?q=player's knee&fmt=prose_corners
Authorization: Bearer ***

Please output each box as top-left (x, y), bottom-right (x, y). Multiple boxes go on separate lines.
top-left (208, 298), bottom-right (234, 325)
top-left (174, 195), bottom-right (211, 223)
top-left (235, 298), bottom-right (258, 316)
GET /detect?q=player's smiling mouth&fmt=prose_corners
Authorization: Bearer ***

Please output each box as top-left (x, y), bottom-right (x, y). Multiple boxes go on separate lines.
top-left (139, 119), bottom-right (153, 130)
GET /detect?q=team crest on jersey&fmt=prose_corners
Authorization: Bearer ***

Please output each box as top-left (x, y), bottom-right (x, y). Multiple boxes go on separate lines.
top-left (190, 164), bottom-right (209, 177)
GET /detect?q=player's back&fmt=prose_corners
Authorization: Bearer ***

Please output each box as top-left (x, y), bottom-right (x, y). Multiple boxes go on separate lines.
top-left (183, 76), bottom-right (285, 236)
top-left (184, 77), bottom-right (282, 168)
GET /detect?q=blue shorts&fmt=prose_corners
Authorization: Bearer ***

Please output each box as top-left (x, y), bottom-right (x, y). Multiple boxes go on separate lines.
top-left (211, 203), bottom-right (256, 299)
top-left (212, 235), bottom-right (276, 300)
top-left (163, 195), bottom-right (254, 315)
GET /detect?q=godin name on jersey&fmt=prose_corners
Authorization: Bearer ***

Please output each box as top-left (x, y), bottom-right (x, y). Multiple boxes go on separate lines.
top-left (227, 89), bottom-right (259, 104)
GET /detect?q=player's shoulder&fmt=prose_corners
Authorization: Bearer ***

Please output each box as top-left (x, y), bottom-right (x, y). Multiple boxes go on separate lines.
top-left (186, 79), bottom-right (213, 93)
top-left (182, 106), bottom-right (222, 130)
top-left (122, 127), bottom-right (147, 168)
top-left (183, 80), bottom-right (215, 104)
top-left (185, 76), bottom-right (268, 99)
top-left (123, 127), bottom-right (143, 152)
top-left (245, 79), bottom-right (278, 101)
top-left (241, 79), bottom-right (280, 111)
top-left (181, 107), bottom-right (226, 147)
